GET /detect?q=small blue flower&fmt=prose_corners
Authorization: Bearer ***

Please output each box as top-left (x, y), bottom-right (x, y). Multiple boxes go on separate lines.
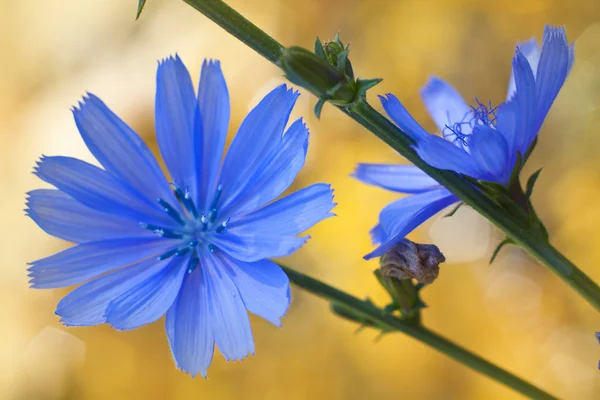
top-left (355, 26), bottom-right (573, 259)
top-left (26, 55), bottom-right (335, 377)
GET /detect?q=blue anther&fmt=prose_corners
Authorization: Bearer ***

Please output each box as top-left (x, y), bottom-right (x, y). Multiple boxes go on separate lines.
top-left (172, 185), bottom-right (199, 219)
top-left (138, 222), bottom-right (184, 239)
top-left (157, 198), bottom-right (186, 226)
top-left (175, 246), bottom-right (191, 256)
top-left (188, 239), bottom-right (199, 247)
top-left (209, 208), bottom-right (217, 223)
top-left (216, 218), bottom-right (229, 234)
top-left (157, 248), bottom-right (178, 261)
top-left (187, 259), bottom-right (198, 273)
top-left (208, 244), bottom-right (215, 253)
top-left (183, 189), bottom-right (199, 218)
top-left (200, 213), bottom-right (208, 231)
top-left (209, 184), bottom-right (223, 211)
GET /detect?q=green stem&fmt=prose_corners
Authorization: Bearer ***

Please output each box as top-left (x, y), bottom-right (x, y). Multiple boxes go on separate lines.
top-left (280, 265), bottom-right (557, 400)
top-left (181, 0), bottom-right (600, 312)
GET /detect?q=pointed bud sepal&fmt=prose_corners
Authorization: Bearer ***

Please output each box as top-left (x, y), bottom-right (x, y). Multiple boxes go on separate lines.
top-left (136, 0), bottom-right (147, 19)
top-left (281, 46), bottom-right (355, 106)
top-left (280, 34), bottom-right (382, 118)
top-left (374, 270), bottom-right (428, 324)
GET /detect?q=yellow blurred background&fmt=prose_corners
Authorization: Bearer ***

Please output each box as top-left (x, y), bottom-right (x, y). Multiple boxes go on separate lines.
top-left (1, 0), bottom-right (600, 398)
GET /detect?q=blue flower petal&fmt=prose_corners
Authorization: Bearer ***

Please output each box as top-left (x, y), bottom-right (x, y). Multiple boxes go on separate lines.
top-left (495, 101), bottom-right (519, 169)
top-left (196, 60), bottom-right (230, 210)
top-left (228, 183), bottom-right (334, 237)
top-left (211, 233), bottom-right (308, 263)
top-left (106, 255), bottom-right (188, 330)
top-left (369, 224), bottom-right (386, 245)
top-left (468, 126), bottom-right (511, 184)
top-left (73, 93), bottom-right (176, 207)
top-left (217, 85), bottom-right (298, 213)
top-left (534, 26), bottom-right (570, 133)
top-left (220, 119), bottom-right (309, 218)
top-left (155, 55), bottom-right (197, 193)
top-left (166, 266), bottom-right (214, 378)
top-left (28, 237), bottom-right (175, 289)
top-left (420, 76), bottom-right (472, 134)
top-left (352, 164), bottom-right (439, 194)
top-left (204, 252), bottom-right (254, 361)
top-left (216, 251), bottom-right (290, 326)
top-left (364, 188), bottom-right (458, 260)
top-left (511, 48), bottom-right (538, 155)
top-left (413, 135), bottom-right (483, 178)
top-left (56, 257), bottom-right (172, 326)
top-left (34, 156), bottom-right (174, 227)
top-left (507, 38), bottom-right (540, 100)
top-left (379, 94), bottom-right (429, 141)
top-left (26, 189), bottom-right (147, 243)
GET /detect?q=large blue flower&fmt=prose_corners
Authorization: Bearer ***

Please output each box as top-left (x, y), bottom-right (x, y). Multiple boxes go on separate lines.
top-left (26, 55), bottom-right (335, 377)
top-left (354, 26), bottom-right (573, 260)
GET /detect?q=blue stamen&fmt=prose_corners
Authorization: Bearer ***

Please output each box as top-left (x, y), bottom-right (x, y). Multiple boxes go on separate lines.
top-left (209, 184), bottom-right (223, 211)
top-left (183, 189), bottom-right (199, 218)
top-left (443, 122), bottom-right (470, 147)
top-left (200, 213), bottom-right (208, 231)
top-left (157, 248), bottom-right (178, 261)
top-left (187, 258), bottom-right (198, 274)
top-left (209, 208), bottom-right (217, 223)
top-left (175, 246), bottom-right (191, 256)
top-left (208, 244), bottom-right (215, 253)
top-left (138, 222), bottom-right (184, 239)
top-left (189, 239), bottom-right (199, 247)
top-left (172, 185), bottom-right (199, 219)
top-left (470, 98), bottom-right (498, 127)
top-left (216, 218), bottom-right (229, 234)
top-left (157, 198), bottom-right (186, 226)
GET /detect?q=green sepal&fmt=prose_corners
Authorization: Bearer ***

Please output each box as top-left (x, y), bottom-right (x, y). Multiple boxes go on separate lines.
top-left (489, 237), bottom-right (514, 264)
top-left (314, 99), bottom-right (326, 119)
top-left (136, 0), bottom-right (147, 19)
top-left (523, 137), bottom-right (538, 163)
top-left (374, 270), bottom-right (426, 322)
top-left (314, 37), bottom-right (326, 59)
top-left (525, 168), bottom-right (543, 200)
top-left (508, 152), bottom-right (524, 189)
top-left (444, 202), bottom-right (464, 218)
top-left (356, 78), bottom-right (383, 98)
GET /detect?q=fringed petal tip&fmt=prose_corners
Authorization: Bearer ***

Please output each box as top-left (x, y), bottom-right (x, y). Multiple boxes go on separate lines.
top-left (157, 54), bottom-right (184, 66)
top-left (71, 92), bottom-right (102, 115)
top-left (202, 58), bottom-right (222, 69)
top-left (543, 25), bottom-right (568, 44)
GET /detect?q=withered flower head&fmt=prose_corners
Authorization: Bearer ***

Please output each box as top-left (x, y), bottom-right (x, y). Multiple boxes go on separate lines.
top-left (379, 239), bottom-right (446, 284)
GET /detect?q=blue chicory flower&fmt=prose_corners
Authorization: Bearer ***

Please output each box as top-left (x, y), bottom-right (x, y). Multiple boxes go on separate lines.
top-left (354, 26), bottom-right (573, 259)
top-left (26, 55), bottom-right (335, 377)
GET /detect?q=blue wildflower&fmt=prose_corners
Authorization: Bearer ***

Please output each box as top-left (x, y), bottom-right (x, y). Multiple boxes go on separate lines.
top-left (354, 26), bottom-right (573, 259)
top-left (26, 55), bottom-right (335, 377)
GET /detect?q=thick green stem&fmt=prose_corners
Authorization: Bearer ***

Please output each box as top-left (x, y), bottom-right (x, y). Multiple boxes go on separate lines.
top-left (280, 265), bottom-right (557, 400)
top-left (181, 0), bottom-right (600, 312)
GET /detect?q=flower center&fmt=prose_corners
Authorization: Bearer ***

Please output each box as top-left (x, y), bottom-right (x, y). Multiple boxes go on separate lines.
top-left (442, 98), bottom-right (498, 148)
top-left (138, 183), bottom-right (228, 272)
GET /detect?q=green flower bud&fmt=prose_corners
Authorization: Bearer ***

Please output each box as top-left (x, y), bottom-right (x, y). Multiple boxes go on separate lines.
top-left (317, 33), bottom-right (354, 79)
top-left (280, 46), bottom-right (356, 106)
